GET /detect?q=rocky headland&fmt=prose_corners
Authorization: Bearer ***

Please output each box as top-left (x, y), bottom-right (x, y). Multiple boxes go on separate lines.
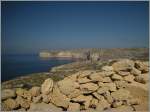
top-left (39, 48), bottom-right (149, 61)
top-left (1, 59), bottom-right (149, 111)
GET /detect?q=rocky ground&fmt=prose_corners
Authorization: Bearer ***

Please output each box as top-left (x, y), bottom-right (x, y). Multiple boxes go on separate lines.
top-left (1, 59), bottom-right (149, 111)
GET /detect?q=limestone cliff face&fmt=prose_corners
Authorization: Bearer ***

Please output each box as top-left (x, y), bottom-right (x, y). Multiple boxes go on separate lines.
top-left (39, 48), bottom-right (149, 61)
top-left (39, 51), bottom-right (85, 59)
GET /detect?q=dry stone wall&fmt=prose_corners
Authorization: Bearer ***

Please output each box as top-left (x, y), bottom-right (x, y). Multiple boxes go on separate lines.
top-left (1, 59), bottom-right (149, 111)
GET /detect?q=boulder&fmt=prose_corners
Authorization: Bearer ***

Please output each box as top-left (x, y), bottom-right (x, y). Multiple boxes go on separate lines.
top-left (114, 81), bottom-right (127, 89)
top-left (102, 77), bottom-right (112, 83)
top-left (78, 70), bottom-right (95, 78)
top-left (98, 71), bottom-right (114, 77)
top-left (135, 61), bottom-right (149, 73)
top-left (72, 95), bottom-right (92, 109)
top-left (16, 88), bottom-right (26, 96)
top-left (97, 87), bottom-right (109, 94)
top-left (117, 71), bottom-right (130, 76)
top-left (103, 91), bottom-right (113, 104)
top-left (42, 94), bottom-right (51, 103)
top-left (103, 83), bottom-right (116, 92)
top-left (104, 105), bottom-right (133, 112)
top-left (4, 98), bottom-right (19, 110)
top-left (29, 102), bottom-right (62, 112)
top-left (29, 86), bottom-right (41, 97)
top-left (68, 89), bottom-right (81, 98)
top-left (58, 78), bottom-right (79, 95)
top-left (21, 90), bottom-right (32, 101)
top-left (111, 74), bottom-right (123, 80)
top-left (90, 98), bottom-right (98, 108)
top-left (102, 66), bottom-right (114, 71)
top-left (50, 85), bottom-right (70, 108)
top-left (2, 89), bottom-right (16, 100)
top-left (33, 95), bottom-right (42, 103)
top-left (112, 100), bottom-right (123, 108)
top-left (68, 102), bottom-right (80, 111)
top-left (16, 96), bottom-right (30, 109)
top-left (92, 92), bottom-right (105, 100)
top-left (127, 98), bottom-right (140, 105)
top-left (80, 83), bottom-right (99, 94)
top-left (131, 68), bottom-right (141, 76)
top-left (111, 89), bottom-right (130, 101)
top-left (134, 73), bottom-right (149, 84)
top-left (89, 73), bottom-right (104, 82)
top-left (96, 98), bottom-right (110, 111)
top-left (124, 75), bottom-right (135, 83)
top-left (112, 59), bottom-right (134, 71)
top-left (41, 78), bottom-right (54, 95)
top-left (78, 77), bottom-right (91, 84)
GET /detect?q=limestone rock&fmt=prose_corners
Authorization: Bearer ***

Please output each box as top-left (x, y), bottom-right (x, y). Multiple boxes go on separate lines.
top-left (78, 70), bottom-right (95, 78)
top-left (97, 87), bottom-right (109, 94)
top-left (29, 86), bottom-right (41, 97)
top-left (111, 74), bottom-right (123, 80)
top-left (92, 92), bottom-right (105, 100)
top-left (134, 73), bottom-right (149, 84)
top-left (102, 66), bottom-right (114, 71)
top-left (41, 78), bottom-right (54, 95)
top-left (114, 81), bottom-right (127, 89)
top-left (58, 78), bottom-right (79, 95)
top-left (117, 71), bottom-right (130, 76)
top-left (90, 98), bottom-right (98, 108)
top-left (112, 59), bottom-right (134, 71)
top-left (111, 89), bottom-right (130, 101)
top-left (78, 77), bottom-right (91, 84)
top-left (80, 83), bottom-right (98, 94)
top-left (68, 89), bottom-right (81, 98)
top-left (72, 95), bottom-right (92, 109)
top-left (96, 98), bottom-right (110, 111)
top-left (104, 105), bottom-right (133, 112)
top-left (135, 61), bottom-right (149, 73)
top-left (100, 71), bottom-right (115, 77)
top-left (42, 94), bottom-right (51, 103)
top-left (103, 91), bottom-right (113, 104)
top-left (50, 85), bottom-right (70, 108)
top-left (4, 98), bottom-right (19, 110)
top-left (102, 77), bottom-right (112, 83)
top-left (103, 83), bottom-right (116, 92)
top-left (21, 90), bottom-right (32, 101)
top-left (16, 88), bottom-right (26, 96)
top-left (16, 96), bottom-right (30, 109)
top-left (2, 89), bottom-right (16, 100)
top-left (33, 95), bottom-right (42, 103)
top-left (127, 98), bottom-right (140, 105)
top-left (131, 67), bottom-right (141, 76)
top-left (124, 75), bottom-right (135, 83)
top-left (68, 102), bottom-right (80, 111)
top-left (89, 73), bottom-right (104, 82)
top-left (29, 102), bottom-right (62, 112)
top-left (112, 100), bottom-right (123, 108)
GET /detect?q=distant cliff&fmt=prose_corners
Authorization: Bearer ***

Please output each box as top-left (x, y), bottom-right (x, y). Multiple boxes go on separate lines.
top-left (39, 48), bottom-right (149, 61)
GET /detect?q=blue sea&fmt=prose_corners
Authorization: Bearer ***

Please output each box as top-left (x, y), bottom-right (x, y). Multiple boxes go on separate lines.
top-left (1, 54), bottom-right (74, 82)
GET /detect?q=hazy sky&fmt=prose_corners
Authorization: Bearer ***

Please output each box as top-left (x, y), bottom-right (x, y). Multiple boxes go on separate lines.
top-left (1, 1), bottom-right (149, 54)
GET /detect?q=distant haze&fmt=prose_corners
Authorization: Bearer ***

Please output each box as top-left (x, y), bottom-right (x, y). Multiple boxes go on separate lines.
top-left (1, 1), bottom-right (149, 54)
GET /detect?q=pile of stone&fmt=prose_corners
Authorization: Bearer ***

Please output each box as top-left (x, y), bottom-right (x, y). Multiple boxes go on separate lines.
top-left (1, 59), bottom-right (149, 111)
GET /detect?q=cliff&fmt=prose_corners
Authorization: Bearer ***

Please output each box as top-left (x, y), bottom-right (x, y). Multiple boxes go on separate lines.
top-left (39, 48), bottom-right (149, 61)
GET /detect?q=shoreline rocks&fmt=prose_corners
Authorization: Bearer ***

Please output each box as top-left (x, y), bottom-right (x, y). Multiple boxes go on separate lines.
top-left (1, 59), bottom-right (149, 111)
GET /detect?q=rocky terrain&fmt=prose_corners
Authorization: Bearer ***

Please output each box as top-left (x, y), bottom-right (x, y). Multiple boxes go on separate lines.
top-left (1, 59), bottom-right (149, 111)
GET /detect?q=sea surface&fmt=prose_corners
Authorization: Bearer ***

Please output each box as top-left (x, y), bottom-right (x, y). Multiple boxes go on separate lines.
top-left (1, 54), bottom-right (74, 82)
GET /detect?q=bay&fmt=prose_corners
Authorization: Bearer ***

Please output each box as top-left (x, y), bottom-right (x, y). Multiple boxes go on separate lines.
top-left (1, 54), bottom-right (74, 82)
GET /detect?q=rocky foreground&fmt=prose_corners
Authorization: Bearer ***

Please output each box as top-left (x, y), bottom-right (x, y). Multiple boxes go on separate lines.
top-left (1, 59), bottom-right (149, 111)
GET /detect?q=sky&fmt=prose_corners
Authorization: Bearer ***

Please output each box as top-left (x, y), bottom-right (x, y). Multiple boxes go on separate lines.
top-left (1, 1), bottom-right (149, 54)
